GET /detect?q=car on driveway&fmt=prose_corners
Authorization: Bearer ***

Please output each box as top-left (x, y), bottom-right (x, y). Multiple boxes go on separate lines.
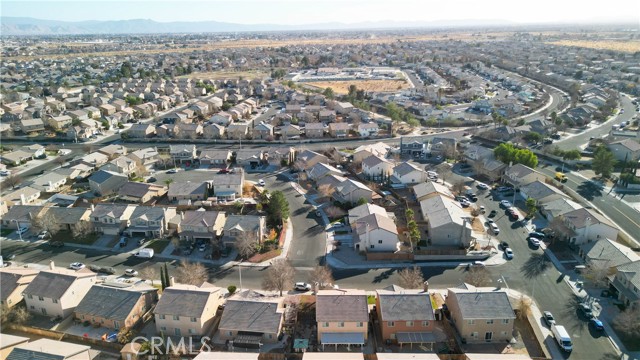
top-left (16, 227), bottom-right (29, 235)
top-left (488, 210), bottom-right (497, 218)
top-left (489, 223), bottom-right (500, 234)
top-left (69, 262), bottom-right (85, 270)
top-left (477, 183), bottom-right (489, 190)
top-left (199, 244), bottom-right (207, 252)
top-left (258, 179), bottom-right (266, 186)
top-left (590, 318), bottom-right (604, 331)
top-left (37, 230), bottom-right (50, 239)
top-left (579, 303), bottom-right (594, 318)
top-left (500, 200), bottom-right (512, 208)
top-left (529, 231), bottom-right (546, 239)
top-left (499, 241), bottom-right (509, 250)
top-left (528, 237), bottom-right (541, 248)
top-left (504, 248), bottom-right (514, 259)
top-left (544, 311), bottom-right (556, 326)
top-left (294, 282), bottom-right (311, 291)
top-left (166, 168), bottom-right (179, 174)
top-left (124, 269), bottom-right (139, 277)
top-left (497, 186), bottom-right (513, 192)
top-left (459, 199), bottom-right (471, 207)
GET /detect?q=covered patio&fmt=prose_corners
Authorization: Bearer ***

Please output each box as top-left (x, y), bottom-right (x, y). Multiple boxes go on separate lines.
top-left (320, 332), bottom-right (365, 351)
top-left (396, 332), bottom-right (437, 350)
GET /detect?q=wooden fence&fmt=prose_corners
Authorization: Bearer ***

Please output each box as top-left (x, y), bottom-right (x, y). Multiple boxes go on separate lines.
top-left (365, 252), bottom-right (413, 261)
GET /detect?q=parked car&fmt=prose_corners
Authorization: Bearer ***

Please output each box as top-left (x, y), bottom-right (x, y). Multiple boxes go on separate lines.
top-left (16, 227), bottom-right (29, 235)
top-left (119, 237), bottom-right (128, 247)
top-left (258, 179), bottom-right (266, 186)
top-left (294, 282), bottom-right (312, 291)
top-left (477, 183), bottom-right (489, 190)
top-left (590, 318), bottom-right (604, 331)
top-left (500, 200), bottom-right (512, 208)
top-left (37, 230), bottom-right (50, 239)
top-left (166, 168), bottom-right (179, 174)
top-left (124, 269), bottom-right (139, 277)
top-left (147, 177), bottom-right (157, 183)
top-left (459, 199), bottom-right (471, 207)
top-left (497, 186), bottom-right (513, 192)
top-left (49, 241), bottom-right (64, 248)
top-left (69, 262), bottom-right (85, 270)
top-left (199, 244), bottom-right (207, 252)
top-left (490, 223), bottom-right (500, 234)
top-left (499, 241), bottom-right (509, 250)
top-left (504, 248), bottom-right (514, 259)
top-left (529, 231), bottom-right (546, 239)
top-left (544, 311), bottom-right (556, 326)
top-left (488, 210), bottom-right (497, 218)
top-left (579, 303), bottom-right (594, 318)
top-left (528, 237), bottom-right (541, 248)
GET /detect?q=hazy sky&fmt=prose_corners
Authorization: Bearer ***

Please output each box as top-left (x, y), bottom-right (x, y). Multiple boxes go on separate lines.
top-left (2, 0), bottom-right (639, 24)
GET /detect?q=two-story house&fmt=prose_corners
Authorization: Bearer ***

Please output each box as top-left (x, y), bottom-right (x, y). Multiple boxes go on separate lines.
top-left (154, 282), bottom-right (225, 337)
top-left (226, 122), bottom-right (250, 140)
top-left (375, 287), bottom-right (436, 346)
top-left (362, 155), bottom-right (394, 182)
top-left (210, 172), bottom-right (244, 201)
top-left (168, 181), bottom-right (209, 203)
top-left (419, 195), bottom-right (473, 248)
top-left (502, 164), bottom-right (547, 188)
top-left (334, 179), bottom-right (373, 204)
top-left (88, 170), bottom-right (128, 196)
top-left (221, 215), bottom-right (266, 249)
top-left (561, 208), bottom-right (618, 245)
top-left (610, 260), bottom-right (640, 308)
top-left (218, 290), bottom-right (285, 346)
top-left (169, 144), bottom-right (198, 165)
top-left (445, 287), bottom-right (516, 344)
top-left (353, 213), bottom-right (399, 252)
top-left (177, 210), bottom-right (227, 242)
top-left (23, 265), bottom-right (96, 318)
top-left (358, 123), bottom-right (379, 137)
top-left (0, 268), bottom-right (39, 309)
top-left (127, 147), bottom-right (160, 168)
top-left (253, 123), bottom-right (274, 140)
top-left (101, 156), bottom-right (138, 176)
top-left (91, 203), bottom-right (136, 235)
top-left (316, 289), bottom-right (369, 349)
top-left (328, 123), bottom-right (350, 138)
top-left (392, 162), bottom-right (429, 185)
top-left (304, 122), bottom-right (326, 138)
top-left (124, 206), bottom-right (176, 238)
top-left (74, 282), bottom-right (158, 330)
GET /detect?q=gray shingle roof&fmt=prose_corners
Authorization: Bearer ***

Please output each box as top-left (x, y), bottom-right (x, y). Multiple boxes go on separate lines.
top-left (377, 293), bottom-right (435, 321)
top-left (451, 290), bottom-right (515, 320)
top-left (75, 284), bottom-right (154, 322)
top-left (316, 290), bottom-right (368, 322)
top-left (219, 299), bottom-right (283, 334)
top-left (23, 271), bottom-right (85, 299)
top-left (154, 287), bottom-right (215, 318)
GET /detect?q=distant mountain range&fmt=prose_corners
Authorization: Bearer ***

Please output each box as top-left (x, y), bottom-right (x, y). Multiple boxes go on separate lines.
top-left (0, 16), bottom-right (518, 35)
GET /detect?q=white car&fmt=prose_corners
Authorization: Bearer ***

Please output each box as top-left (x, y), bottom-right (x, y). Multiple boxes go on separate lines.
top-left (69, 262), bottom-right (85, 270)
top-left (258, 179), bottom-right (266, 186)
top-left (16, 227), bottom-right (29, 235)
top-left (529, 237), bottom-right (541, 248)
top-left (490, 223), bottom-right (500, 234)
top-left (124, 269), bottom-right (139, 277)
top-left (477, 183), bottom-right (489, 190)
top-left (199, 244), bottom-right (207, 252)
top-left (459, 199), bottom-right (471, 207)
top-left (37, 230), bottom-right (50, 239)
top-left (294, 282), bottom-right (312, 291)
top-left (500, 200), bottom-right (512, 208)
top-left (505, 248), bottom-right (514, 259)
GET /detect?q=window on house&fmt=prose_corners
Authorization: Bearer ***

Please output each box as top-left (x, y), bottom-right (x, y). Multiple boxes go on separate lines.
top-left (28, 295), bottom-right (33, 300)
top-left (357, 322), bottom-right (363, 327)
top-left (370, 245), bottom-right (375, 249)
top-left (188, 329), bottom-right (195, 334)
top-left (388, 321), bottom-right (395, 327)
top-left (502, 319), bottom-right (509, 324)
top-left (422, 321), bottom-right (430, 327)
top-left (52, 299), bottom-right (58, 304)
top-left (378, 240), bottom-right (383, 244)
top-left (228, 331), bottom-right (233, 336)
top-left (159, 314), bottom-right (165, 319)
top-left (470, 332), bottom-right (478, 338)
top-left (467, 320), bottom-right (475, 325)
top-left (338, 322), bottom-right (345, 327)
top-left (485, 332), bottom-right (493, 341)
top-left (173, 315), bottom-right (179, 321)
top-left (38, 296), bottom-right (44, 301)
top-left (486, 320), bottom-right (494, 324)
top-left (323, 322), bottom-right (329, 327)
top-left (30, 305), bottom-right (35, 310)
top-left (190, 317), bottom-right (197, 322)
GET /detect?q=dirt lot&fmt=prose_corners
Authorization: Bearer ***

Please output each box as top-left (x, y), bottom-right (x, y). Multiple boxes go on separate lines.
top-left (178, 69), bottom-right (268, 80)
top-left (547, 40), bottom-right (640, 53)
top-left (304, 79), bottom-right (410, 94)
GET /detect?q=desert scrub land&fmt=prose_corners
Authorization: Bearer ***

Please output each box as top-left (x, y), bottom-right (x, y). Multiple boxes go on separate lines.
top-left (304, 79), bottom-right (410, 94)
top-left (547, 40), bottom-right (640, 53)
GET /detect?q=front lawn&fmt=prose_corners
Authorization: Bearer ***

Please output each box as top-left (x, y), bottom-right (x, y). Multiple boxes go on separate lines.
top-left (51, 231), bottom-right (98, 245)
top-left (1, 228), bottom-right (14, 236)
top-left (146, 239), bottom-right (170, 254)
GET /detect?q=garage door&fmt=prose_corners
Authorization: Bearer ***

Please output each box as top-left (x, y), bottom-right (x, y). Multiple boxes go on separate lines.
top-left (102, 228), bottom-right (120, 236)
top-left (132, 232), bottom-right (147, 237)
top-left (195, 237), bottom-right (211, 242)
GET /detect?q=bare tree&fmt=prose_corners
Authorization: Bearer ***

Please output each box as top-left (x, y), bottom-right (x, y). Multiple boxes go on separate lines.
top-left (31, 209), bottom-right (59, 236)
top-left (82, 144), bottom-right (94, 154)
top-left (262, 259), bottom-right (294, 296)
top-left (583, 261), bottom-right (611, 288)
top-left (308, 265), bottom-right (334, 291)
top-left (72, 221), bottom-right (93, 238)
top-left (175, 260), bottom-right (209, 286)
top-left (464, 266), bottom-right (491, 287)
top-left (4, 174), bottom-right (22, 189)
top-left (397, 266), bottom-right (425, 289)
top-left (516, 295), bottom-right (532, 320)
top-left (317, 184), bottom-right (336, 199)
top-left (236, 232), bottom-right (258, 259)
top-left (438, 165), bottom-right (452, 185)
top-left (139, 267), bottom-right (158, 286)
top-left (1, 305), bottom-right (31, 325)
top-left (451, 181), bottom-right (466, 195)
top-left (613, 306), bottom-right (640, 341)
top-left (54, 156), bottom-right (67, 166)
top-left (548, 216), bottom-right (574, 242)
top-left (324, 205), bottom-right (346, 219)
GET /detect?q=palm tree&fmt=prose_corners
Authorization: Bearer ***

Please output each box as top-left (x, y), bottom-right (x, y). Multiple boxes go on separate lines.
top-left (164, 178), bottom-right (174, 187)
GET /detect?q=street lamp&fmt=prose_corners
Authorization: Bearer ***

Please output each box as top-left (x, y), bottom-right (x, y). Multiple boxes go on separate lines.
top-left (11, 219), bottom-right (22, 241)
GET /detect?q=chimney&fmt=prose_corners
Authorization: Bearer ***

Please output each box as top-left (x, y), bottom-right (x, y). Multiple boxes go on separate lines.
top-left (20, 193), bottom-right (26, 205)
top-left (169, 276), bottom-right (175, 286)
top-left (423, 281), bottom-right (429, 293)
top-left (90, 204), bottom-right (95, 211)
top-left (49, 260), bottom-right (55, 270)
top-left (181, 211), bottom-right (185, 220)
top-left (48, 181), bottom-right (54, 190)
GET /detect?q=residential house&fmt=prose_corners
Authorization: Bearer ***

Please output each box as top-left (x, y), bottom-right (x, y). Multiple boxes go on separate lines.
top-left (74, 282), bottom-right (158, 330)
top-left (66, 126), bottom-right (92, 141)
top-left (253, 122), bottom-right (274, 140)
top-left (3, 187), bottom-right (41, 207)
top-left (208, 112), bottom-right (233, 126)
top-left (6, 339), bottom-right (91, 360)
top-left (210, 172), bottom-right (244, 201)
top-left (562, 208), bottom-right (618, 245)
top-left (502, 164), bottom-right (547, 188)
top-left (118, 182), bottom-right (168, 204)
top-left (353, 143), bottom-right (392, 163)
top-left (23, 267), bottom-right (96, 318)
top-left (170, 145), bottom-right (198, 165)
top-left (334, 179), bottom-right (373, 204)
top-left (227, 122), bottom-right (250, 140)
top-left (128, 124), bottom-right (156, 138)
top-left (519, 180), bottom-right (568, 205)
top-left (89, 170), bottom-right (128, 196)
top-left (400, 140), bottom-right (426, 158)
top-left (375, 288), bottom-right (436, 346)
top-left (347, 203), bottom-right (389, 227)
top-left (124, 206), bottom-right (176, 238)
top-left (419, 195), bottom-right (473, 248)
top-left (335, 102), bottom-right (355, 114)
top-left (361, 155), bottom-right (394, 182)
top-left (199, 149), bottom-right (231, 166)
top-left (446, 287), bottom-right (516, 343)
top-left (0, 268), bottom-right (39, 308)
top-left (28, 172), bottom-right (67, 192)
top-left (316, 290), bottom-right (369, 349)
top-left (580, 239), bottom-right (640, 272)
top-left (154, 282), bottom-right (225, 337)
top-left (329, 122), bottom-right (350, 138)
top-left (279, 124), bottom-right (301, 139)
top-left (80, 152), bottom-right (109, 168)
top-left (539, 198), bottom-right (582, 222)
top-left (1, 150), bottom-right (33, 166)
top-left (358, 123), bottom-right (379, 137)
top-left (263, 147), bottom-right (295, 166)
top-left (102, 156), bottom-right (138, 176)
top-left (127, 147), bottom-right (160, 167)
top-left (308, 163), bottom-right (342, 182)
top-left (235, 149), bottom-right (264, 168)
top-left (609, 260), bottom-right (640, 308)
top-left (177, 210), bottom-right (226, 242)
top-left (304, 122), bottom-right (326, 138)
top-left (221, 215), bottom-right (267, 249)
top-left (609, 139), bottom-right (640, 162)
top-left (19, 119), bottom-right (45, 133)
top-left (392, 162), bottom-right (429, 185)
top-left (218, 290), bottom-right (285, 346)
top-left (1, 205), bottom-right (44, 230)
top-left (353, 213), bottom-right (399, 252)
top-left (318, 110), bottom-right (336, 122)
top-left (168, 182), bottom-right (209, 203)
top-left (296, 150), bottom-right (329, 170)
top-left (412, 182), bottom-right (454, 202)
top-left (203, 123), bottom-right (226, 139)
top-left (47, 115), bottom-right (72, 130)
top-left (97, 144), bottom-right (128, 159)
top-left (30, 206), bottom-right (92, 236)
top-left (1, 334), bottom-right (29, 360)
top-left (91, 203), bottom-right (136, 235)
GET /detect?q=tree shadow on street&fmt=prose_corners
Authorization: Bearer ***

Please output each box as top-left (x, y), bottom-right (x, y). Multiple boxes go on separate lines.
top-left (576, 181), bottom-right (603, 201)
top-left (372, 269), bottom-right (396, 283)
top-left (520, 253), bottom-right (551, 279)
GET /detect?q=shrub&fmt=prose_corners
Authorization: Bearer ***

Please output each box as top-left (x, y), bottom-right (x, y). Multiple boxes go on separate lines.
top-left (227, 285), bottom-right (237, 295)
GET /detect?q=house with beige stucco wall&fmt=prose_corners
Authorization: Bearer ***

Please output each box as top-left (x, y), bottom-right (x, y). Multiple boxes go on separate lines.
top-left (316, 289), bottom-right (369, 350)
top-left (0, 268), bottom-right (39, 309)
top-left (217, 290), bottom-right (284, 346)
